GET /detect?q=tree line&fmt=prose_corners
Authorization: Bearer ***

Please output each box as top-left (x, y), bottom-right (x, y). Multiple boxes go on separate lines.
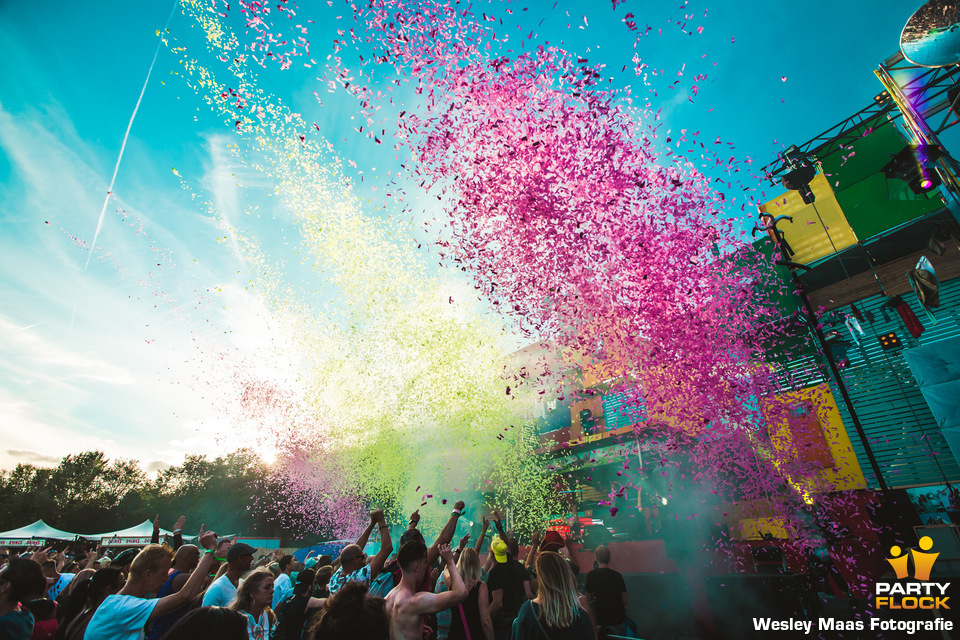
top-left (0, 450), bottom-right (321, 546)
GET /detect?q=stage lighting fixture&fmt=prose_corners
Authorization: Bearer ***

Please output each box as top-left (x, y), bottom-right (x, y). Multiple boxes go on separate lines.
top-left (881, 144), bottom-right (942, 195)
top-left (780, 146), bottom-right (817, 204)
top-left (878, 332), bottom-right (902, 352)
top-left (874, 90), bottom-right (890, 105)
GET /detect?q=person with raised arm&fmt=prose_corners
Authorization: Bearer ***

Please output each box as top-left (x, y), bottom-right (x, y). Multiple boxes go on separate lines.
top-left (406, 500), bottom-right (467, 570)
top-left (386, 543), bottom-right (467, 640)
top-left (202, 541), bottom-right (256, 608)
top-left (474, 517), bottom-right (490, 555)
top-left (525, 530), bottom-right (580, 578)
top-left (146, 541), bottom-right (202, 639)
top-left (433, 534), bottom-right (471, 640)
top-left (84, 525), bottom-right (219, 640)
top-left (328, 509), bottom-right (392, 594)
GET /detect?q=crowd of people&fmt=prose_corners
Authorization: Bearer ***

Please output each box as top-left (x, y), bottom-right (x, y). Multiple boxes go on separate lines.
top-left (0, 504), bottom-right (635, 640)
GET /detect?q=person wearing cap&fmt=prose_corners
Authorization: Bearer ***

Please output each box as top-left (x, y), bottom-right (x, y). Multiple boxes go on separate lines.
top-left (487, 535), bottom-right (532, 640)
top-left (328, 509), bottom-right (392, 595)
top-left (111, 548), bottom-right (139, 579)
top-left (201, 541), bottom-right (255, 608)
top-left (272, 568), bottom-right (326, 640)
top-left (524, 530), bottom-right (581, 578)
top-left (84, 526), bottom-right (219, 640)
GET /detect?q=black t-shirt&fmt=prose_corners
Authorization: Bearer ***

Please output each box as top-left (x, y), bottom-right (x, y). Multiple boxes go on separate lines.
top-left (510, 601), bottom-right (595, 640)
top-left (487, 559), bottom-right (529, 615)
top-left (584, 567), bottom-right (626, 625)
top-left (274, 593), bottom-right (309, 640)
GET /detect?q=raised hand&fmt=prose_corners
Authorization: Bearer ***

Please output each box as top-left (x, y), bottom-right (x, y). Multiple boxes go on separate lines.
top-left (153, 514), bottom-right (160, 532)
top-left (174, 515), bottom-right (186, 532)
top-left (454, 500), bottom-right (465, 512)
top-left (458, 534), bottom-right (470, 549)
top-left (30, 547), bottom-right (51, 564)
top-left (409, 510), bottom-right (421, 526)
top-left (370, 508), bottom-right (385, 524)
top-left (197, 524), bottom-right (217, 550)
top-left (438, 543), bottom-right (454, 563)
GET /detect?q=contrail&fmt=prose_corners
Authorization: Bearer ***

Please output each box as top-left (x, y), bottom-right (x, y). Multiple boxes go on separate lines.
top-left (84, 0), bottom-right (180, 270)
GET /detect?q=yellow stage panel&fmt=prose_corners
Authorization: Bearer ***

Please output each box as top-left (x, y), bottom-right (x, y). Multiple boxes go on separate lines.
top-left (760, 173), bottom-right (858, 265)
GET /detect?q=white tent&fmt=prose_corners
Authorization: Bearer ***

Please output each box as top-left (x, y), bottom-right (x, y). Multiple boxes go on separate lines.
top-left (94, 520), bottom-right (173, 546)
top-left (0, 520), bottom-right (77, 543)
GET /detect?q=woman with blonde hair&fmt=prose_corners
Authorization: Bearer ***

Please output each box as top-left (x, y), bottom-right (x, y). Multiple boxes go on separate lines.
top-left (447, 548), bottom-right (493, 640)
top-left (509, 552), bottom-right (594, 640)
top-left (229, 568), bottom-right (276, 640)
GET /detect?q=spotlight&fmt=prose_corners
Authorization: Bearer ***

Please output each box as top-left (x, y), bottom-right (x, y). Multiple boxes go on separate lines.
top-left (881, 145), bottom-right (942, 195)
top-left (874, 90), bottom-right (890, 105)
top-left (780, 145), bottom-right (817, 204)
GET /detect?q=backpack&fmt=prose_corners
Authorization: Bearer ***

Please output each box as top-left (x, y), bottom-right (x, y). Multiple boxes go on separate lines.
top-left (367, 561), bottom-right (402, 598)
top-left (273, 594), bottom-right (308, 640)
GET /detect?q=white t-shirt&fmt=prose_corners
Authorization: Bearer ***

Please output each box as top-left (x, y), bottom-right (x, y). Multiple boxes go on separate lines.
top-left (47, 573), bottom-right (75, 601)
top-left (272, 573), bottom-right (292, 609)
top-left (83, 594), bottom-right (159, 640)
top-left (202, 574), bottom-right (238, 607)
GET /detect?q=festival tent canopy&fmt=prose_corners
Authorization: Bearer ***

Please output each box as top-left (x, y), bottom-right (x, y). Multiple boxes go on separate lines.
top-left (93, 520), bottom-right (172, 541)
top-left (0, 520), bottom-right (77, 542)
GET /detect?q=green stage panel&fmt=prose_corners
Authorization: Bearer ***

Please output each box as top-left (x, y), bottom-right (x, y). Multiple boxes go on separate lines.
top-left (820, 122), bottom-right (906, 189)
top-left (835, 172), bottom-right (943, 240)
top-left (819, 122), bottom-right (945, 242)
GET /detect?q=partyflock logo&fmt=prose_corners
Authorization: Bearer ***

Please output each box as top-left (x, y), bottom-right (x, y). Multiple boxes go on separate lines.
top-left (876, 536), bottom-right (949, 610)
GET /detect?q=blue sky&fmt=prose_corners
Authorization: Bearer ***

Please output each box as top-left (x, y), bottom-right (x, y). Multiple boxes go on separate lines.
top-left (0, 0), bottom-right (927, 472)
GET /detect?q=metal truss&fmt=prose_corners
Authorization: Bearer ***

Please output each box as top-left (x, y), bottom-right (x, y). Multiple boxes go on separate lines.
top-left (760, 51), bottom-right (960, 185)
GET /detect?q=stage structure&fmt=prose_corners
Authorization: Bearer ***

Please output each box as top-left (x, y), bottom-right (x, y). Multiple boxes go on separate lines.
top-left (754, 37), bottom-right (960, 491)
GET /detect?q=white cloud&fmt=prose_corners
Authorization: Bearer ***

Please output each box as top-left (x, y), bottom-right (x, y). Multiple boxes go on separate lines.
top-left (0, 390), bottom-right (136, 470)
top-left (0, 314), bottom-right (135, 386)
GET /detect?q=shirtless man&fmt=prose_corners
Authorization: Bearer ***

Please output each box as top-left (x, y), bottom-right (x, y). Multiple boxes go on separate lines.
top-left (385, 542), bottom-right (467, 640)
